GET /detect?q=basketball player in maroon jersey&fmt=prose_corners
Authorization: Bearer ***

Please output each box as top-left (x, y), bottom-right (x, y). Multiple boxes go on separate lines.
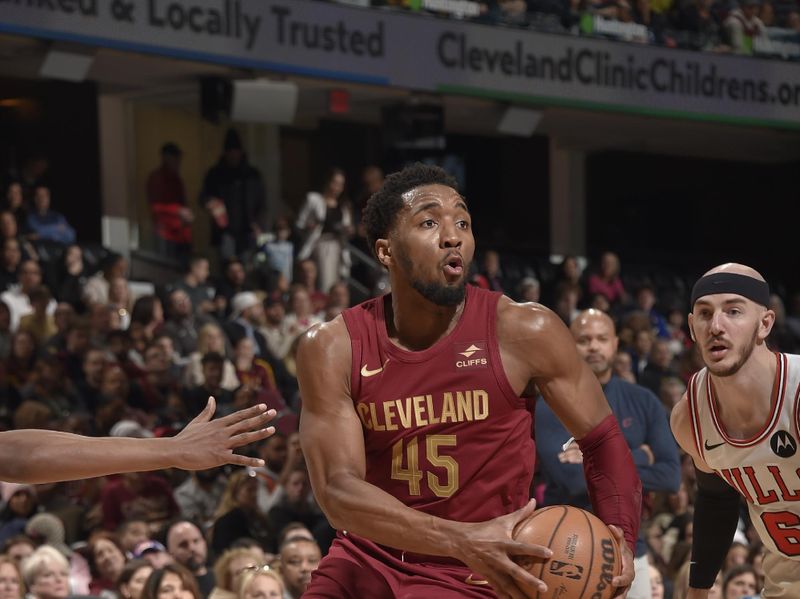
top-left (297, 164), bottom-right (642, 598)
top-left (0, 398), bottom-right (275, 483)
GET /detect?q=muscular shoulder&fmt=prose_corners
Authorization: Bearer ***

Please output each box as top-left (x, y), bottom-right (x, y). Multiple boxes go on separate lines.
top-left (495, 296), bottom-right (579, 379)
top-left (296, 316), bottom-right (351, 368)
top-left (496, 296), bottom-right (565, 343)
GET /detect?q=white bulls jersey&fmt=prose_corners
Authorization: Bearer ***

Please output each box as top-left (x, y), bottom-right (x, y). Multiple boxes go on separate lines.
top-left (688, 352), bottom-right (800, 560)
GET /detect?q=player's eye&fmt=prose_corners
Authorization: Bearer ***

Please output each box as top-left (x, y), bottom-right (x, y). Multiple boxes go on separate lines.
top-left (456, 220), bottom-right (470, 229)
top-left (421, 219), bottom-right (436, 228)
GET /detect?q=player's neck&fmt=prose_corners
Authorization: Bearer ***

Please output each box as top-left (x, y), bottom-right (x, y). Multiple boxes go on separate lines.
top-left (709, 345), bottom-right (776, 422)
top-left (385, 286), bottom-right (465, 351)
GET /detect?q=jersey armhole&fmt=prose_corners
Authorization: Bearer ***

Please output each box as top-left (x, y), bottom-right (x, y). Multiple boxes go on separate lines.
top-left (487, 293), bottom-right (527, 410)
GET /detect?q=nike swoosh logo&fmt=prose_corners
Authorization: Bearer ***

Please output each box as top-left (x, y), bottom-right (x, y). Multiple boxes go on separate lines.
top-left (360, 359), bottom-right (388, 378)
top-left (464, 574), bottom-right (490, 586)
top-left (704, 439), bottom-right (726, 451)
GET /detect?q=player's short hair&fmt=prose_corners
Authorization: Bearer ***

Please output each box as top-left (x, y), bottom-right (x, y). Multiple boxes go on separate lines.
top-left (362, 163), bottom-right (458, 257)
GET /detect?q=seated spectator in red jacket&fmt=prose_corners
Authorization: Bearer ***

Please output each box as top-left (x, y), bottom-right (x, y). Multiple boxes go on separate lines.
top-left (100, 472), bottom-right (179, 533)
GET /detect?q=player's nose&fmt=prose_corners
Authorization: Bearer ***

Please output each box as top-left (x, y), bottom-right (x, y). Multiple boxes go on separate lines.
top-left (439, 221), bottom-right (462, 248)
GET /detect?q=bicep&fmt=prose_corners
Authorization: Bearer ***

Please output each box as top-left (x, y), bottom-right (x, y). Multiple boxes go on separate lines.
top-left (297, 325), bottom-right (366, 501)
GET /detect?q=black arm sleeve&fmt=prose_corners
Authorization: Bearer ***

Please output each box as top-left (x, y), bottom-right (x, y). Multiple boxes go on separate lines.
top-left (688, 467), bottom-right (742, 589)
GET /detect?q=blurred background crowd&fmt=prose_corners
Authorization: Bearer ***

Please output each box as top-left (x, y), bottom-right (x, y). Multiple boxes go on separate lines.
top-left (0, 137), bottom-right (792, 599)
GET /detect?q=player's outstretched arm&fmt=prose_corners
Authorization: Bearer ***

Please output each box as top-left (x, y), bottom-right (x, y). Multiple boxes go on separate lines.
top-left (298, 318), bottom-right (554, 599)
top-left (671, 396), bottom-right (737, 599)
top-left (0, 398), bottom-right (276, 483)
top-left (498, 300), bottom-right (641, 595)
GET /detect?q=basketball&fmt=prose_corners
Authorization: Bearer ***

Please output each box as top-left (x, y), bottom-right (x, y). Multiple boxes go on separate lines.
top-left (512, 506), bottom-right (622, 599)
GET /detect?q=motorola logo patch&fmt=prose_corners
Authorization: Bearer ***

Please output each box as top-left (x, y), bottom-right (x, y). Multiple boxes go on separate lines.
top-left (770, 430), bottom-right (797, 458)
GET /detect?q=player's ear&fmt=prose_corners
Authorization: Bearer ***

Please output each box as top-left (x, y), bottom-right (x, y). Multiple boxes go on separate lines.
top-left (375, 239), bottom-right (391, 268)
top-left (759, 308), bottom-right (776, 341)
top-left (687, 313), bottom-right (696, 343)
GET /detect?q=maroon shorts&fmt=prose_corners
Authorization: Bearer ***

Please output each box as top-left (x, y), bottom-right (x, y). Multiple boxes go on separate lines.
top-left (304, 533), bottom-right (498, 599)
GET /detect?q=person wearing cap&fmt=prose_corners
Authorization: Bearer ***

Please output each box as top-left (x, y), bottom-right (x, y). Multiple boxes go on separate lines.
top-left (200, 128), bottom-right (266, 261)
top-left (132, 541), bottom-right (173, 570)
top-left (671, 263), bottom-right (800, 598)
top-left (146, 142), bottom-right (192, 262)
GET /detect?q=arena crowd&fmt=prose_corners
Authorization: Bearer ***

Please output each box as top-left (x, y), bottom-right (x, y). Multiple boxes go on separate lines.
top-left (0, 147), bottom-right (792, 599)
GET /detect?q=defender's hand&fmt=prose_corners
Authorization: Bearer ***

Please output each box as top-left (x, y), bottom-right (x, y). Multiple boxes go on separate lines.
top-left (455, 500), bottom-right (554, 599)
top-left (170, 397), bottom-right (276, 470)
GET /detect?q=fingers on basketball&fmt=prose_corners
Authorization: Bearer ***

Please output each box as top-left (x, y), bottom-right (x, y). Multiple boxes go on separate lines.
top-left (512, 505), bottom-right (622, 599)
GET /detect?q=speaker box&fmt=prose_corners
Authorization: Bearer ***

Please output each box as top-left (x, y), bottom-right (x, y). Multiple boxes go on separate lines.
top-left (231, 79), bottom-right (298, 125)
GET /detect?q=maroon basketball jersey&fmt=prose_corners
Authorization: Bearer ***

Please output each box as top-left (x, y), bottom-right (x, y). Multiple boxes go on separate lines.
top-left (341, 285), bottom-right (535, 523)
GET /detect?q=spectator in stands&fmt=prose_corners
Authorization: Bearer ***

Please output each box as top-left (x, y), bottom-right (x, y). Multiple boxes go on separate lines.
top-left (87, 532), bottom-right (127, 595)
top-left (296, 168), bottom-right (353, 294)
top-left (211, 471), bottom-right (272, 556)
top-left (101, 473), bottom-right (179, 533)
top-left (136, 342), bottom-right (182, 419)
top-left (20, 545), bottom-right (69, 599)
top-left (232, 338), bottom-right (285, 414)
top-left (0, 325), bottom-right (23, 378)
top-left (18, 285), bottom-right (56, 345)
top-left (294, 259), bottom-right (327, 314)
top-left (74, 347), bottom-right (106, 412)
top-left (553, 281), bottom-right (580, 325)
top-left (0, 212), bottom-right (36, 262)
top-left (174, 256), bottom-right (215, 316)
top-left (640, 338), bottom-right (678, 395)
top-left (634, 284), bottom-right (669, 338)
top-left (253, 434), bottom-right (288, 514)
top-left (162, 289), bottom-right (212, 358)
top-left (259, 217), bottom-right (294, 288)
top-left (17, 155), bottom-right (49, 207)
top-left (629, 328), bottom-right (654, 380)
top-left (1, 536), bottom-right (34, 566)
top-left (6, 330), bottom-right (37, 388)
top-left (492, 0), bottom-right (532, 25)
top-left (146, 143), bottom-right (192, 262)
top-left (267, 467), bottom-right (330, 554)
top-left (55, 246), bottom-right (87, 310)
top-left (116, 559), bottom-right (152, 599)
top-left (84, 253), bottom-right (129, 307)
top-left (130, 295), bottom-right (164, 348)
top-left (0, 555), bottom-right (24, 599)
top-left (109, 277), bottom-right (133, 330)
top-left (767, 293), bottom-right (799, 352)
top-left (677, 0), bottom-right (723, 49)
top-left (2, 260), bottom-right (55, 331)
top-left (173, 469), bottom-right (226, 531)
top-left (535, 310), bottom-right (679, 599)
top-left (20, 356), bottom-right (79, 421)
top-left (26, 187), bottom-right (75, 246)
top-left (117, 520), bottom-right (150, 556)
top-left (724, 0), bottom-right (766, 52)
top-left (165, 521), bottom-right (215, 598)
top-left (202, 129), bottom-right (266, 261)
top-left (141, 563), bottom-right (201, 599)
top-left (517, 276), bottom-right (541, 303)
top-left (587, 251), bottom-right (627, 306)
top-left (215, 258), bottom-right (250, 318)
top-left (237, 566), bottom-right (284, 599)
top-left (278, 538), bottom-right (320, 599)
top-left (721, 564), bottom-right (758, 598)
top-left (0, 486), bottom-right (37, 548)
top-left (132, 542), bottom-right (173, 570)
top-left (658, 376), bottom-right (686, 413)
top-left (471, 250), bottom-right (505, 292)
top-left (0, 239), bottom-right (21, 292)
top-left (282, 286), bottom-right (323, 346)
top-left (324, 281), bottom-right (350, 322)
top-left (183, 353), bottom-right (234, 418)
top-left (2, 183), bottom-right (27, 233)
top-left (209, 548), bottom-right (258, 599)
top-left (183, 323), bottom-right (239, 392)
top-left (259, 295), bottom-right (290, 360)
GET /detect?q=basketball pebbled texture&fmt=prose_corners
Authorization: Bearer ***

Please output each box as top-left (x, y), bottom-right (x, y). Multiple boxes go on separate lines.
top-left (512, 505), bottom-right (622, 599)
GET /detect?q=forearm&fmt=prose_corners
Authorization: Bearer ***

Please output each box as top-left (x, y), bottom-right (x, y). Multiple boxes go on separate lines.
top-left (319, 472), bottom-right (463, 557)
top-left (577, 414), bottom-right (642, 552)
top-left (0, 430), bottom-right (175, 483)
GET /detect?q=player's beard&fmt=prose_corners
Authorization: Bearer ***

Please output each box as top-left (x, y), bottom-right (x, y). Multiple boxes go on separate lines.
top-left (396, 244), bottom-right (468, 307)
top-left (706, 322), bottom-right (759, 377)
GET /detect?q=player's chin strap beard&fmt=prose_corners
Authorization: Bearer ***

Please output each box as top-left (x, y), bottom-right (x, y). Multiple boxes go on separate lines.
top-left (690, 273), bottom-right (770, 308)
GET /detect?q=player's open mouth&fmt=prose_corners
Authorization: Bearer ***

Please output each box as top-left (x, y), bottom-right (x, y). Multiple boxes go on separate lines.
top-left (443, 255), bottom-right (463, 278)
top-left (708, 343), bottom-right (729, 359)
